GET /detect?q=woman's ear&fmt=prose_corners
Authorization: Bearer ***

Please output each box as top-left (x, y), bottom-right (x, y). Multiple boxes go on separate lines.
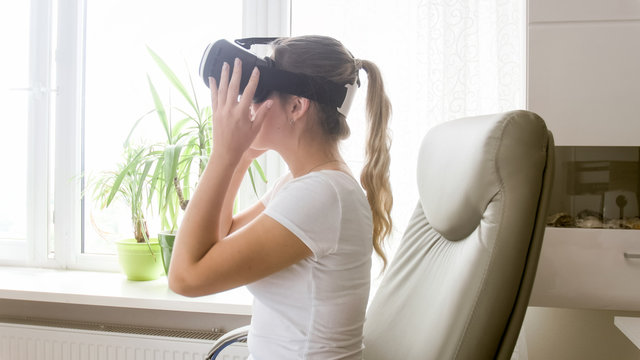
top-left (289, 96), bottom-right (311, 121)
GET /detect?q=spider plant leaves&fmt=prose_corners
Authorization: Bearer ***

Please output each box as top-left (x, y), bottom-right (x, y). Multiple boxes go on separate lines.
top-left (163, 144), bottom-right (183, 202)
top-left (248, 167), bottom-right (257, 197)
top-left (146, 46), bottom-right (198, 115)
top-left (252, 159), bottom-right (267, 183)
top-left (248, 159), bottom-right (269, 197)
top-left (148, 152), bottom-right (165, 205)
top-left (171, 116), bottom-right (192, 141)
top-left (146, 75), bottom-right (171, 143)
top-left (187, 70), bottom-right (202, 121)
top-left (135, 158), bottom-right (154, 206)
top-left (180, 162), bottom-right (191, 207)
top-left (104, 147), bottom-right (147, 207)
top-left (124, 109), bottom-right (155, 147)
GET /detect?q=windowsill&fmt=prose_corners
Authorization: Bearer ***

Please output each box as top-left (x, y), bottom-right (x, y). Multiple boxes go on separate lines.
top-left (0, 266), bottom-right (253, 316)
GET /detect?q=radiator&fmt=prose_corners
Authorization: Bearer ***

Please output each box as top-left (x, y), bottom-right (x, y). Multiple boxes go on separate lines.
top-left (0, 319), bottom-right (249, 360)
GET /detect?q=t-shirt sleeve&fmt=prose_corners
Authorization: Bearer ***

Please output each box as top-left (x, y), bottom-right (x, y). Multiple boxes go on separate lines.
top-left (263, 174), bottom-right (342, 260)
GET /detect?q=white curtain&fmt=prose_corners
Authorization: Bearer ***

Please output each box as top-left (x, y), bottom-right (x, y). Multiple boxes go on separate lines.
top-left (293, 0), bottom-right (526, 254)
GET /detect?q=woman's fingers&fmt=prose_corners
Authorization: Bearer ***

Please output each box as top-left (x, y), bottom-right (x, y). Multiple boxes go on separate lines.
top-left (239, 66), bottom-right (260, 109)
top-left (217, 62), bottom-right (230, 107)
top-left (227, 58), bottom-right (243, 104)
top-left (214, 58), bottom-right (260, 110)
top-left (209, 77), bottom-right (218, 111)
top-left (209, 57), bottom-right (269, 157)
top-left (251, 99), bottom-right (273, 131)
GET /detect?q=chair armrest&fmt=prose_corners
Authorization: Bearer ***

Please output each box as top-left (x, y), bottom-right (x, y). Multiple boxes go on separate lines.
top-left (206, 325), bottom-right (250, 360)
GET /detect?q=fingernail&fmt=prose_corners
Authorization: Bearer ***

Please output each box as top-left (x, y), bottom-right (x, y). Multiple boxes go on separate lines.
top-left (252, 66), bottom-right (259, 76)
top-left (265, 100), bottom-right (273, 109)
top-left (235, 57), bottom-right (241, 66)
top-left (223, 62), bottom-right (229, 70)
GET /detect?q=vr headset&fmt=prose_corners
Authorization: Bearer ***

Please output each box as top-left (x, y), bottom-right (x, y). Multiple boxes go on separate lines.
top-left (199, 37), bottom-right (358, 116)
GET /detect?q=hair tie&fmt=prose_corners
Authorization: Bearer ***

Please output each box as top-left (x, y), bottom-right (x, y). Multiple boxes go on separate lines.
top-left (354, 58), bottom-right (363, 71)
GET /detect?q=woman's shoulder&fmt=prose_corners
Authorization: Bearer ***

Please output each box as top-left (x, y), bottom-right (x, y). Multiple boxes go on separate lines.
top-left (265, 170), bottom-right (363, 209)
top-left (288, 170), bottom-right (368, 209)
top-left (279, 170), bottom-right (343, 199)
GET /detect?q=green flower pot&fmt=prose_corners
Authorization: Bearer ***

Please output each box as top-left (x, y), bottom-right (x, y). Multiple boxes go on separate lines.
top-left (116, 238), bottom-right (164, 281)
top-left (158, 231), bottom-right (176, 276)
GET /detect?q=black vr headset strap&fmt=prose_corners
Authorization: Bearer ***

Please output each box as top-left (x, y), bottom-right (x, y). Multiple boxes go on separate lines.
top-left (258, 67), bottom-right (348, 108)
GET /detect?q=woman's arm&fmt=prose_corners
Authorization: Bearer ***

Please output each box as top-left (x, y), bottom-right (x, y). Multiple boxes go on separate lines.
top-left (170, 212), bottom-right (312, 296)
top-left (169, 152), bottom-right (309, 296)
top-left (218, 155), bottom-right (259, 238)
top-left (228, 198), bottom-right (266, 234)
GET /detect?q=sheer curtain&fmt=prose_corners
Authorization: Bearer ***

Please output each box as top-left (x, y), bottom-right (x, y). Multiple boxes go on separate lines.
top-left (292, 0), bottom-right (526, 260)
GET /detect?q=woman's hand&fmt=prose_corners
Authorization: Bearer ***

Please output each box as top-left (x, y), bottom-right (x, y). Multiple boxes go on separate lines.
top-left (209, 58), bottom-right (273, 162)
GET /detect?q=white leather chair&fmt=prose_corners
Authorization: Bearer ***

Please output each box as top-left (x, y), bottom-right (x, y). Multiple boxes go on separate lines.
top-left (207, 110), bottom-right (554, 360)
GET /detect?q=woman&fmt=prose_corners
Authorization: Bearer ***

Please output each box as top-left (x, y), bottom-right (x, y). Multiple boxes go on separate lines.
top-left (169, 35), bottom-right (392, 359)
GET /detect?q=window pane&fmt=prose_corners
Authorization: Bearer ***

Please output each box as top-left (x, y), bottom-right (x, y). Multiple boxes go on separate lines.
top-left (83, 1), bottom-right (242, 254)
top-left (0, 2), bottom-right (30, 243)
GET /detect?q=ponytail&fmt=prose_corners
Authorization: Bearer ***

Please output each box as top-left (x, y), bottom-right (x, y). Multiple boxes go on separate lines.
top-left (359, 59), bottom-right (393, 269)
top-left (271, 36), bottom-right (393, 269)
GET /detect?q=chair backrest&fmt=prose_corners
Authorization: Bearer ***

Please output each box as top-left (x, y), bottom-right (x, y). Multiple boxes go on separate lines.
top-left (363, 110), bottom-right (554, 360)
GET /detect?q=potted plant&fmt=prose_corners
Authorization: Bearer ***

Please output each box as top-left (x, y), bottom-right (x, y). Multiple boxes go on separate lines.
top-left (91, 144), bottom-right (165, 281)
top-left (88, 48), bottom-right (267, 280)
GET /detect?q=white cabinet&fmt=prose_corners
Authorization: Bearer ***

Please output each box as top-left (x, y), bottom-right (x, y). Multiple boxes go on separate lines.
top-left (528, 0), bottom-right (640, 310)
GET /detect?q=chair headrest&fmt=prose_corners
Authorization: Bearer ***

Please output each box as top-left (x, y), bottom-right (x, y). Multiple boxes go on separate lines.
top-left (417, 110), bottom-right (548, 241)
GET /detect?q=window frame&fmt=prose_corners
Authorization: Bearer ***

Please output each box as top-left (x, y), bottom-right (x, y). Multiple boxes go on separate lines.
top-left (0, 0), bottom-right (55, 267)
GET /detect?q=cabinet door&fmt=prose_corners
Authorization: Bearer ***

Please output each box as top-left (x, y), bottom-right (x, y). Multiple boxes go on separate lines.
top-left (528, 22), bottom-right (640, 146)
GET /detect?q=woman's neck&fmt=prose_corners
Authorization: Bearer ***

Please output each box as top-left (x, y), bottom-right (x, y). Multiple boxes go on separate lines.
top-left (281, 140), bottom-right (344, 178)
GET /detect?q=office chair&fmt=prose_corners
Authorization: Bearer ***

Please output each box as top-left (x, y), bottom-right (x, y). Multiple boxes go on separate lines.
top-left (207, 110), bottom-right (554, 360)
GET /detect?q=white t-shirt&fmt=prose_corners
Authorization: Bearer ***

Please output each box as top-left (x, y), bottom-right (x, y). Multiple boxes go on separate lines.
top-left (246, 170), bottom-right (373, 360)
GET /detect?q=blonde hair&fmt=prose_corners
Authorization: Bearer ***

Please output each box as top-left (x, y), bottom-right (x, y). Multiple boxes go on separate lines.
top-left (272, 36), bottom-right (393, 268)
